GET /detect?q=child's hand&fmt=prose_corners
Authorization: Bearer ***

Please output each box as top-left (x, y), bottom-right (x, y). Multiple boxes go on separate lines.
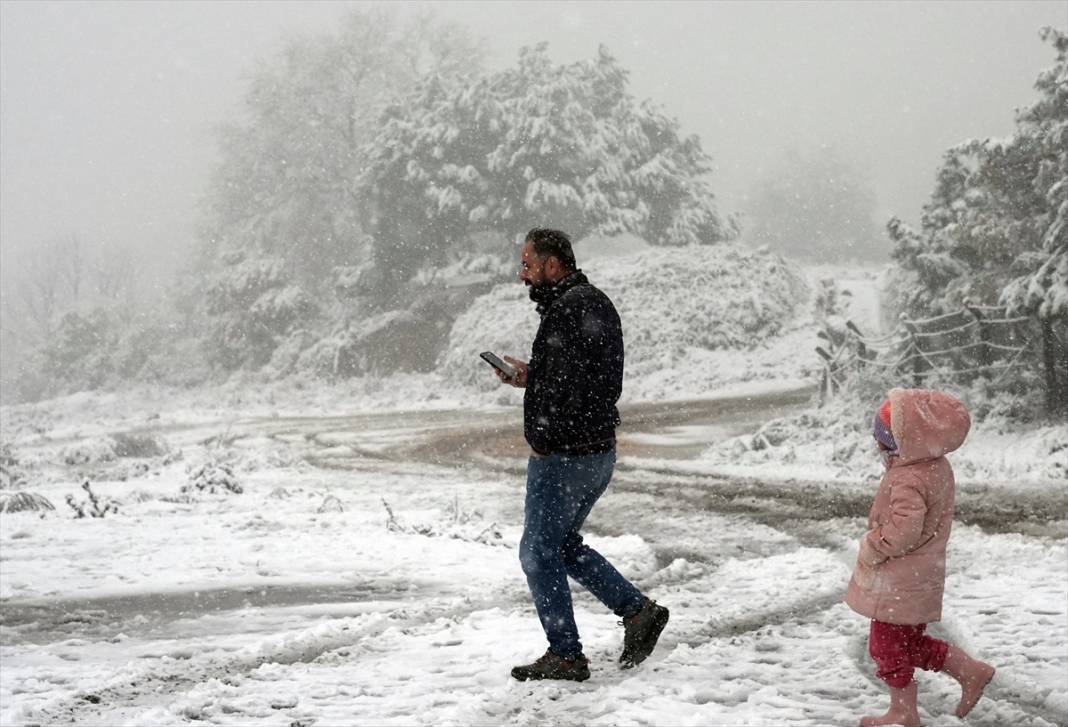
top-left (859, 531), bottom-right (889, 567)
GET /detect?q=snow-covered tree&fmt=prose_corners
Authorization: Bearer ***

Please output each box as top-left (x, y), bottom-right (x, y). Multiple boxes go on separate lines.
top-left (361, 43), bottom-right (735, 294)
top-left (195, 8), bottom-right (482, 369)
top-left (203, 254), bottom-right (316, 370)
top-left (892, 30), bottom-right (1065, 316)
top-left (1000, 28), bottom-right (1068, 414)
top-left (887, 28), bottom-right (1067, 414)
top-left (0, 233), bottom-right (160, 402)
top-left (1001, 28), bottom-right (1068, 322)
top-left (744, 147), bottom-right (881, 262)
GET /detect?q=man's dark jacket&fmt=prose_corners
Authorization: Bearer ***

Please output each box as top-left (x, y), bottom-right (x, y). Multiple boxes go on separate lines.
top-left (524, 271), bottom-right (623, 455)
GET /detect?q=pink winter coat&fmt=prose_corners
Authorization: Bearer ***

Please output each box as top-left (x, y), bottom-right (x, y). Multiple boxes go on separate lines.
top-left (845, 388), bottom-right (971, 625)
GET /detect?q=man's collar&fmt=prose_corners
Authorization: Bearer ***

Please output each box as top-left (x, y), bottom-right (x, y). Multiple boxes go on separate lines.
top-left (531, 270), bottom-right (587, 315)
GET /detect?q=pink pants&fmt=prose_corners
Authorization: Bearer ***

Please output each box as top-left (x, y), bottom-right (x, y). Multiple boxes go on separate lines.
top-left (869, 620), bottom-right (949, 688)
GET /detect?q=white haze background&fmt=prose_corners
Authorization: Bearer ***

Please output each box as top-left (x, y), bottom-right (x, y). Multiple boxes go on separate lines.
top-left (2, 0), bottom-right (1065, 276)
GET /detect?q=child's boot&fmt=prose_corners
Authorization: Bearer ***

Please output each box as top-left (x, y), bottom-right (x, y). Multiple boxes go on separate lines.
top-left (940, 645), bottom-right (995, 718)
top-left (859, 680), bottom-right (921, 727)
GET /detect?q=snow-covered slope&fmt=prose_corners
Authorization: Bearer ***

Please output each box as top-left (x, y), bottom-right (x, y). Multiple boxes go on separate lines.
top-left (440, 242), bottom-right (813, 403)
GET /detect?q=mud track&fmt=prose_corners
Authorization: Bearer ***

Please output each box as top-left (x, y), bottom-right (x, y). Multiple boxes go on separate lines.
top-left (316, 385), bottom-right (1066, 535)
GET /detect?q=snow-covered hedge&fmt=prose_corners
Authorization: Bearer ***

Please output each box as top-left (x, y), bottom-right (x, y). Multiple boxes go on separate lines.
top-left (439, 243), bottom-right (810, 396)
top-left (700, 387), bottom-right (1068, 485)
top-left (0, 443), bottom-right (27, 489)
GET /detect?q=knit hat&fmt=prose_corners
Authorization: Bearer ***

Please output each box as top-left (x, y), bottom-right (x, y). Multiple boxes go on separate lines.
top-left (873, 399), bottom-right (896, 450)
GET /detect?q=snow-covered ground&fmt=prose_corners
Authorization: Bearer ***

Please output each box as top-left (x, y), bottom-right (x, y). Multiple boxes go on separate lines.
top-left (1, 249), bottom-right (1065, 726)
top-left (1, 406), bottom-right (1064, 726)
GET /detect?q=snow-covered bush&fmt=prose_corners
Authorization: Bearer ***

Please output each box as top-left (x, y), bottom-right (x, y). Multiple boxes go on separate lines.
top-left (297, 309), bottom-right (416, 378)
top-left (264, 329), bottom-right (318, 378)
top-left (411, 252), bottom-right (513, 287)
top-left (64, 481), bottom-right (118, 518)
top-left (701, 390), bottom-right (884, 481)
top-left (0, 443), bottom-right (27, 489)
top-left (40, 310), bottom-right (117, 392)
top-left (960, 378), bottom-right (1049, 425)
top-left (317, 494), bottom-right (344, 513)
top-left (61, 438), bottom-right (117, 466)
top-left (203, 256), bottom-right (318, 371)
top-left (124, 490), bottom-right (157, 504)
top-left (381, 496), bottom-right (505, 546)
top-left (297, 283), bottom-right (486, 379)
top-left (706, 382), bottom-right (1067, 485)
top-left (110, 433), bottom-right (168, 458)
top-left (109, 460), bottom-right (151, 482)
top-left (1039, 428), bottom-right (1068, 481)
top-left (183, 460), bottom-right (242, 495)
top-left (0, 491), bottom-right (55, 514)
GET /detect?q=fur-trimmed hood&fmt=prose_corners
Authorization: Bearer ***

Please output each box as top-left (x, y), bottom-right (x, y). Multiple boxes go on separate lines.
top-left (887, 388), bottom-right (970, 466)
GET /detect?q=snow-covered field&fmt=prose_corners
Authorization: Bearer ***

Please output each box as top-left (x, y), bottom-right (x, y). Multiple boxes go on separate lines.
top-left (1, 404), bottom-right (1065, 727)
top-left (2, 249), bottom-right (1065, 726)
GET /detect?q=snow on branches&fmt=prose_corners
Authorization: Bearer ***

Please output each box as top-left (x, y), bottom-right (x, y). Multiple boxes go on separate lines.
top-left (362, 43), bottom-right (736, 288)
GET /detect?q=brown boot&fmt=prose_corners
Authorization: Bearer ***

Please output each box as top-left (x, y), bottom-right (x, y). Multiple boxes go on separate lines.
top-left (619, 598), bottom-right (670, 669)
top-left (941, 645), bottom-right (996, 718)
top-left (510, 650), bottom-right (590, 682)
top-left (859, 680), bottom-right (921, 727)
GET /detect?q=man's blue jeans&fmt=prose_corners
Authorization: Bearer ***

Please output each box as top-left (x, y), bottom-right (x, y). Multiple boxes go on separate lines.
top-left (519, 450), bottom-right (645, 659)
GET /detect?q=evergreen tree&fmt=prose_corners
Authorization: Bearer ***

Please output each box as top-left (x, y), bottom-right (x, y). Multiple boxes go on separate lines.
top-left (890, 29), bottom-right (1065, 318)
top-left (1001, 28), bottom-right (1068, 322)
top-left (361, 43), bottom-right (734, 294)
top-left (887, 28), bottom-right (1067, 413)
top-left (203, 254), bottom-right (316, 370)
top-left (196, 8), bottom-right (481, 369)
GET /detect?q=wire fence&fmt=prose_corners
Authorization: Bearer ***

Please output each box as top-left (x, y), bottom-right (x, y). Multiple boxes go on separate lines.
top-left (816, 303), bottom-right (1037, 406)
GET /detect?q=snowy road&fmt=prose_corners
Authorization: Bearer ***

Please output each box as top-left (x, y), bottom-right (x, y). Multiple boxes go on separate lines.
top-left (1, 387), bottom-right (1065, 726)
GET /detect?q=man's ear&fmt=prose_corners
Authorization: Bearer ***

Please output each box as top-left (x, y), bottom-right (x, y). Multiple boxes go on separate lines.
top-left (545, 256), bottom-right (563, 281)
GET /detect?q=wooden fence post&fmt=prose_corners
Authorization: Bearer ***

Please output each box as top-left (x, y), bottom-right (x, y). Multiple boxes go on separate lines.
top-left (1059, 317), bottom-right (1068, 417)
top-left (816, 346), bottom-right (834, 405)
top-left (845, 320), bottom-right (869, 364)
top-left (900, 315), bottom-right (923, 387)
top-left (1040, 315), bottom-right (1068, 417)
top-left (964, 300), bottom-right (990, 376)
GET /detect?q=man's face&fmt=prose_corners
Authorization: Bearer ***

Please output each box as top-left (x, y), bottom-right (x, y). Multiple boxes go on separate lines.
top-left (519, 241), bottom-right (548, 288)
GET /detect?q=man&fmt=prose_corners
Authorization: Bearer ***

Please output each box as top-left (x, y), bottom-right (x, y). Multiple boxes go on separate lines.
top-left (495, 227), bottom-right (669, 682)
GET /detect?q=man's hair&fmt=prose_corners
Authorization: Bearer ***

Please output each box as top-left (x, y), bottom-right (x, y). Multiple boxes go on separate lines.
top-left (525, 228), bottom-right (577, 272)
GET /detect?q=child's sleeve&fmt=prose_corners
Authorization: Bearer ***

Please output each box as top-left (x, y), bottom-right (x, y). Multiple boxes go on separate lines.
top-left (858, 478), bottom-right (927, 566)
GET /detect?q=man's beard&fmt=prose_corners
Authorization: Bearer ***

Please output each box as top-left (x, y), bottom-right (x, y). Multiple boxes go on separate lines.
top-left (527, 279), bottom-right (552, 304)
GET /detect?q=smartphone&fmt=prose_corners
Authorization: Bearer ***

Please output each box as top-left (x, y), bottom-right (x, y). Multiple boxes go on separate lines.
top-left (480, 351), bottom-right (516, 381)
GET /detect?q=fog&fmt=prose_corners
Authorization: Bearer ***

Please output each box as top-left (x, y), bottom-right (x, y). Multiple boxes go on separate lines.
top-left (0, 0), bottom-right (1065, 404)
top-left (2, 1), bottom-right (1063, 268)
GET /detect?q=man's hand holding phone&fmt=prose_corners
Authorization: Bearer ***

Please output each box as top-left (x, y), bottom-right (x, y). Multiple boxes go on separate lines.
top-left (481, 351), bottom-right (528, 388)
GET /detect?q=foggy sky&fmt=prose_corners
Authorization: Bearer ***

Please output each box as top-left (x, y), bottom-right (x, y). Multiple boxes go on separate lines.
top-left (1, 0), bottom-right (1065, 273)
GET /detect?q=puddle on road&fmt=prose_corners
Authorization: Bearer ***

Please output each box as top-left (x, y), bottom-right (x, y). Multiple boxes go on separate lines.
top-left (618, 420), bottom-right (757, 459)
top-left (363, 388), bottom-right (818, 468)
top-left (0, 581), bottom-right (419, 645)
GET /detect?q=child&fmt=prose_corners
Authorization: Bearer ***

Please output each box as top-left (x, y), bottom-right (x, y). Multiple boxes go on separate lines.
top-left (846, 389), bottom-right (996, 727)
